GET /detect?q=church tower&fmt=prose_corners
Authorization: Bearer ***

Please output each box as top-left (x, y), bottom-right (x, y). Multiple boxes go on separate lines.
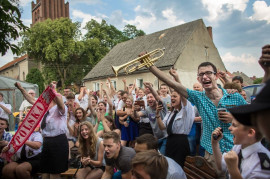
top-left (31, 0), bottom-right (69, 26)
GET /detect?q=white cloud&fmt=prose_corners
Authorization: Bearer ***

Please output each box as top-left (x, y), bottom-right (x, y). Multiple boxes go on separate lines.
top-left (124, 6), bottom-right (185, 34)
top-left (20, 0), bottom-right (32, 7)
top-left (249, 1), bottom-right (270, 24)
top-left (72, 9), bottom-right (106, 35)
top-left (221, 52), bottom-right (263, 77)
top-left (123, 6), bottom-right (156, 32)
top-left (22, 18), bottom-right (32, 27)
top-left (162, 8), bottom-right (185, 26)
top-left (201, 0), bottom-right (249, 22)
top-left (68, 0), bottom-right (102, 5)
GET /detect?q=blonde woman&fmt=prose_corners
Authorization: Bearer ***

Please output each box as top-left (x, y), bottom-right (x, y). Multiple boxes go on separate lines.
top-left (76, 121), bottom-right (105, 179)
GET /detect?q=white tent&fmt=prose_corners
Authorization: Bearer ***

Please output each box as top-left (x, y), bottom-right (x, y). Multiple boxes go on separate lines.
top-left (0, 76), bottom-right (39, 130)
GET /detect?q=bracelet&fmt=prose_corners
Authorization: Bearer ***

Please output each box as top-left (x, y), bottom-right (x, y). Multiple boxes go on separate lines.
top-left (156, 116), bottom-right (160, 118)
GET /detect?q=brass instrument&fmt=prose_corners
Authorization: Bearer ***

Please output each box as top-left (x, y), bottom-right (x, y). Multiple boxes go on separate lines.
top-left (112, 48), bottom-right (164, 76)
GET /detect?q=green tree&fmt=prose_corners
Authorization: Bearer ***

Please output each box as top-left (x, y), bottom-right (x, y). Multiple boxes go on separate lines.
top-left (123, 24), bottom-right (145, 39)
top-left (20, 18), bottom-right (84, 86)
top-left (26, 68), bottom-right (45, 94)
top-left (253, 77), bottom-right (263, 84)
top-left (0, 0), bottom-right (28, 56)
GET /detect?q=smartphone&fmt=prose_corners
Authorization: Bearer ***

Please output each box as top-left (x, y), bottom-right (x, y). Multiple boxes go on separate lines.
top-left (213, 128), bottom-right (223, 140)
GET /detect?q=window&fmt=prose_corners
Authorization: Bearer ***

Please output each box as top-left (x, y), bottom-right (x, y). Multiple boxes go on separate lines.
top-left (93, 82), bottom-right (100, 91)
top-left (111, 80), bottom-right (116, 90)
top-left (136, 78), bottom-right (143, 88)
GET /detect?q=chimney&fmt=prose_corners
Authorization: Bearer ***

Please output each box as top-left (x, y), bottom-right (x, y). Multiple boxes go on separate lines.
top-left (207, 26), bottom-right (212, 40)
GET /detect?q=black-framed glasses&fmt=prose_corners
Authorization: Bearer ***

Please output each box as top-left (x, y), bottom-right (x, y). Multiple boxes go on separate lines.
top-left (197, 71), bottom-right (216, 77)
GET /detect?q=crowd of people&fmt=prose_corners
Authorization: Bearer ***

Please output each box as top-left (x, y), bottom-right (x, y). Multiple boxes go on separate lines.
top-left (0, 45), bottom-right (269, 179)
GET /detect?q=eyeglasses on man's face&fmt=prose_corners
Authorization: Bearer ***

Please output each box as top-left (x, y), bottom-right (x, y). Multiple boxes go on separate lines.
top-left (197, 71), bottom-right (216, 77)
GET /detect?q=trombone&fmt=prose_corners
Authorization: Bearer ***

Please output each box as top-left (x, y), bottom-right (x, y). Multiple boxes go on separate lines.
top-left (112, 48), bottom-right (165, 76)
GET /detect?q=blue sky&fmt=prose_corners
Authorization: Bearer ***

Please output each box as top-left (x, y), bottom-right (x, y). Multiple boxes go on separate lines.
top-left (1, 0), bottom-right (270, 77)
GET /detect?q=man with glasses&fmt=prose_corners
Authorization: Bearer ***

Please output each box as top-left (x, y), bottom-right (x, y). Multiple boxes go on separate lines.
top-left (19, 89), bottom-right (37, 121)
top-left (145, 61), bottom-right (247, 178)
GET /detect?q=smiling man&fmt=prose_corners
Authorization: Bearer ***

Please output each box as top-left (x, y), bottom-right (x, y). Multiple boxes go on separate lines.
top-left (102, 131), bottom-right (135, 179)
top-left (147, 61), bottom-right (247, 177)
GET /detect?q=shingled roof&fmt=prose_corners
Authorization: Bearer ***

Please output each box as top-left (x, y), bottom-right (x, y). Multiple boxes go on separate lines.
top-left (0, 54), bottom-right (28, 71)
top-left (83, 19), bottom-right (203, 81)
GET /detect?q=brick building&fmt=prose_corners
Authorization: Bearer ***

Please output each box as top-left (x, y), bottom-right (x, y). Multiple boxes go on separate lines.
top-left (31, 0), bottom-right (69, 26)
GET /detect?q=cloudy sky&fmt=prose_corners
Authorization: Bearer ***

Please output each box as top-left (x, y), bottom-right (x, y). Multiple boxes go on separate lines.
top-left (1, 0), bottom-right (270, 77)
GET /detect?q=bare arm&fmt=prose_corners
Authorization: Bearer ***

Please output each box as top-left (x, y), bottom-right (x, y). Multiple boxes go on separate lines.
top-left (259, 44), bottom-right (270, 82)
top-left (102, 165), bottom-right (114, 179)
top-left (156, 104), bottom-right (166, 130)
top-left (88, 95), bottom-right (97, 119)
top-left (211, 127), bottom-right (223, 171)
top-left (122, 78), bottom-right (127, 91)
top-left (0, 104), bottom-right (11, 115)
top-left (107, 78), bottom-right (116, 98)
top-left (15, 82), bottom-right (36, 104)
top-left (121, 171), bottom-right (132, 179)
top-left (24, 140), bottom-right (42, 150)
top-left (143, 82), bottom-right (161, 102)
top-left (169, 68), bottom-right (187, 106)
top-left (89, 141), bottom-right (104, 167)
top-left (149, 66), bottom-right (188, 98)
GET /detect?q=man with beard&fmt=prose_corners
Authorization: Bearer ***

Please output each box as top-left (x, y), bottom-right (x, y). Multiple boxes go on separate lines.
top-left (145, 61), bottom-right (247, 177)
top-left (101, 131), bottom-right (135, 179)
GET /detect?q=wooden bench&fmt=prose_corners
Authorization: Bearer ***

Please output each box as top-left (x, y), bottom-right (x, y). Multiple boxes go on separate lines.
top-left (184, 156), bottom-right (217, 179)
top-left (61, 168), bottom-right (77, 178)
top-left (33, 168), bottom-right (78, 179)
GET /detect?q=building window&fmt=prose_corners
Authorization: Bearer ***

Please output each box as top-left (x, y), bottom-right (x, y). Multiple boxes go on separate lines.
top-left (111, 80), bottom-right (116, 90)
top-left (23, 72), bottom-right (25, 81)
top-left (136, 78), bottom-right (143, 88)
top-left (93, 82), bottom-right (100, 91)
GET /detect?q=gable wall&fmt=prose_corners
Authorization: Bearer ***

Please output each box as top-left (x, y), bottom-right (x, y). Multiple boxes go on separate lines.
top-left (174, 21), bottom-right (226, 88)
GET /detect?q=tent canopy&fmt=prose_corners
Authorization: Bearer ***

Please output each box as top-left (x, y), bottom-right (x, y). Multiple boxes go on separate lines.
top-left (0, 76), bottom-right (39, 130)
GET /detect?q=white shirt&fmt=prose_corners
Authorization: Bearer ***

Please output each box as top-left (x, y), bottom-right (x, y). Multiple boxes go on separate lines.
top-left (41, 105), bottom-right (68, 137)
top-left (162, 100), bottom-right (194, 135)
top-left (222, 142), bottom-right (270, 179)
top-left (117, 100), bottom-right (125, 110)
top-left (0, 101), bottom-right (11, 120)
top-left (19, 99), bottom-right (37, 111)
top-left (75, 94), bottom-right (88, 111)
top-left (16, 131), bottom-right (43, 159)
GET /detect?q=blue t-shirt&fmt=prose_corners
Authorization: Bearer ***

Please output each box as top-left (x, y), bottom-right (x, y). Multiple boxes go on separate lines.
top-left (187, 88), bottom-right (247, 154)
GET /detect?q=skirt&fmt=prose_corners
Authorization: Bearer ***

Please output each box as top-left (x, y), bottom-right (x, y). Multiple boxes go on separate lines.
top-left (121, 120), bottom-right (139, 141)
top-left (165, 134), bottom-right (190, 167)
top-left (40, 134), bottom-right (69, 174)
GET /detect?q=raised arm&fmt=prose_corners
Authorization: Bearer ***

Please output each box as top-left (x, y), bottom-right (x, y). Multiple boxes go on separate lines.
top-left (143, 82), bottom-right (161, 102)
top-left (88, 95), bottom-right (97, 119)
top-left (169, 68), bottom-right (187, 106)
top-left (107, 78), bottom-right (116, 98)
top-left (15, 82), bottom-right (36, 104)
top-left (122, 78), bottom-right (128, 91)
top-left (149, 66), bottom-right (188, 98)
top-left (51, 84), bottom-right (65, 114)
top-left (259, 44), bottom-right (270, 82)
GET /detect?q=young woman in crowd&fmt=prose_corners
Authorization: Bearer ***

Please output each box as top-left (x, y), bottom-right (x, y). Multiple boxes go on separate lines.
top-left (76, 121), bottom-right (105, 179)
top-left (2, 106), bottom-right (42, 178)
top-left (96, 115), bottom-right (121, 138)
top-left (156, 90), bottom-right (194, 167)
top-left (119, 96), bottom-right (139, 147)
top-left (155, 69), bottom-right (195, 167)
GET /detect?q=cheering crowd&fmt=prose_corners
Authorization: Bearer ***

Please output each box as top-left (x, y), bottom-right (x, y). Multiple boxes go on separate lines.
top-left (0, 45), bottom-right (269, 179)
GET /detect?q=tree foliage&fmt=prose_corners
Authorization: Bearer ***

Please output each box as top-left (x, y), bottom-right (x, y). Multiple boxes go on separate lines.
top-left (26, 68), bottom-right (45, 94)
top-left (20, 18), bottom-right (84, 86)
top-left (0, 0), bottom-right (28, 56)
top-left (253, 77), bottom-right (263, 84)
top-left (20, 18), bottom-right (145, 87)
